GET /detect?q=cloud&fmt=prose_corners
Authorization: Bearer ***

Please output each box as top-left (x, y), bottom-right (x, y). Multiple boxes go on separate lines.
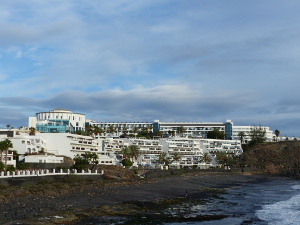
top-left (0, 1), bottom-right (300, 137)
top-left (0, 84), bottom-right (258, 125)
top-left (0, 23), bottom-right (40, 46)
top-left (0, 107), bottom-right (28, 128)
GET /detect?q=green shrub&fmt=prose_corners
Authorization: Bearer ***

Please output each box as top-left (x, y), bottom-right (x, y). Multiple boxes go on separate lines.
top-left (122, 159), bottom-right (133, 167)
top-left (56, 166), bottom-right (66, 170)
top-left (16, 162), bottom-right (29, 170)
top-left (0, 161), bottom-right (4, 171)
top-left (6, 165), bottom-right (16, 172)
top-left (72, 155), bottom-right (89, 171)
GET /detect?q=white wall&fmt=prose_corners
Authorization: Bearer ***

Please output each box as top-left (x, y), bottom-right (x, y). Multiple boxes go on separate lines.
top-left (25, 155), bottom-right (64, 163)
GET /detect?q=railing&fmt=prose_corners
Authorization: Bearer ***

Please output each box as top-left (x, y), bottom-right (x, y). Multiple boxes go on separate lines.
top-left (0, 169), bottom-right (104, 179)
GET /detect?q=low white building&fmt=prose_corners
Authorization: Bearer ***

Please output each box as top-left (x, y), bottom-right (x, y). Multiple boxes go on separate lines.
top-left (25, 155), bottom-right (64, 163)
top-left (0, 151), bottom-right (16, 167)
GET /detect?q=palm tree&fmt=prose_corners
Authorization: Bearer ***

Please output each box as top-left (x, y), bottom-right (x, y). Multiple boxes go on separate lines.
top-left (119, 145), bottom-right (140, 165)
top-left (117, 126), bottom-right (122, 136)
top-left (215, 152), bottom-right (229, 167)
top-left (140, 127), bottom-right (149, 136)
top-left (6, 124), bottom-right (11, 130)
top-left (202, 152), bottom-right (212, 164)
top-left (157, 152), bottom-right (170, 166)
top-left (0, 142), bottom-right (3, 166)
top-left (172, 152), bottom-right (181, 168)
top-left (84, 152), bottom-right (99, 164)
top-left (275, 129), bottom-right (280, 142)
top-left (149, 125), bottom-right (153, 133)
top-left (29, 127), bottom-right (36, 136)
top-left (177, 126), bottom-right (186, 137)
top-left (0, 139), bottom-right (13, 169)
top-left (132, 126), bottom-right (140, 137)
top-left (85, 124), bottom-right (93, 135)
top-left (120, 147), bottom-right (130, 160)
top-left (92, 125), bottom-right (103, 136)
top-left (107, 125), bottom-right (115, 134)
top-left (238, 131), bottom-right (245, 144)
top-left (128, 145), bottom-right (140, 162)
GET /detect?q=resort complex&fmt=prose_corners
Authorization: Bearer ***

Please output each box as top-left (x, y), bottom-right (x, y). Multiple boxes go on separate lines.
top-left (0, 108), bottom-right (277, 170)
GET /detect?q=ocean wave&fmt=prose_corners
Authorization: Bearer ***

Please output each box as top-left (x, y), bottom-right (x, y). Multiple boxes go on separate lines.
top-left (256, 194), bottom-right (300, 225)
top-left (291, 184), bottom-right (300, 190)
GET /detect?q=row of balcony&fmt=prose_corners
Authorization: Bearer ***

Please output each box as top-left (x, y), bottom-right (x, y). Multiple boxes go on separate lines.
top-left (78, 141), bottom-right (93, 144)
top-left (72, 147), bottom-right (98, 151)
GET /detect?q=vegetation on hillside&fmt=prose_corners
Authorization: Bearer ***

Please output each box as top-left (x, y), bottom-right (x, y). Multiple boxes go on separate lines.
top-left (243, 141), bottom-right (300, 176)
top-left (72, 152), bottom-right (99, 170)
top-left (120, 145), bottom-right (140, 166)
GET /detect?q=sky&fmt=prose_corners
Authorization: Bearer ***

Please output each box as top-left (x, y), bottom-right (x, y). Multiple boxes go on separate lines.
top-left (0, 0), bottom-right (300, 137)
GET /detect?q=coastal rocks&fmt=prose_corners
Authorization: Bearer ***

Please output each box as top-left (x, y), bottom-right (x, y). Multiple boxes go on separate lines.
top-left (4, 213), bottom-right (78, 225)
top-left (89, 164), bottom-right (139, 179)
top-left (0, 170), bottom-right (280, 224)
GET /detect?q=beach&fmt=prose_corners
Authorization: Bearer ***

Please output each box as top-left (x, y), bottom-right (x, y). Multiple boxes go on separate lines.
top-left (0, 170), bottom-right (290, 224)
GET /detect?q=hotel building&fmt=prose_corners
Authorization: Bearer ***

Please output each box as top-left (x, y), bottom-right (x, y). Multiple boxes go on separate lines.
top-left (29, 108), bottom-right (86, 133)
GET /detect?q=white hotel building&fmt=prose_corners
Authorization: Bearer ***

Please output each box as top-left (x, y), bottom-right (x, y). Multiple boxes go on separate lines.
top-left (1, 130), bottom-right (242, 168)
top-left (29, 108), bottom-right (86, 134)
top-left (89, 119), bottom-right (274, 142)
top-left (2, 108), bottom-right (274, 168)
top-left (28, 109), bottom-right (274, 142)
top-left (162, 138), bottom-right (207, 168)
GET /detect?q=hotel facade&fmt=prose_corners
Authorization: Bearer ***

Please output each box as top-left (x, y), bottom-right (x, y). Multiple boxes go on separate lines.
top-left (0, 130), bottom-right (242, 168)
top-left (89, 119), bottom-right (274, 142)
top-left (29, 108), bottom-right (86, 134)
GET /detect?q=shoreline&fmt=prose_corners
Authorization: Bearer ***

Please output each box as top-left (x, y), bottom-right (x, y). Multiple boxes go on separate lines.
top-left (1, 170), bottom-right (292, 224)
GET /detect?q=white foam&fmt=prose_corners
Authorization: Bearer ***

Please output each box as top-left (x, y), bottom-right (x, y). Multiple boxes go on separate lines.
top-left (256, 194), bottom-right (300, 225)
top-left (291, 184), bottom-right (300, 190)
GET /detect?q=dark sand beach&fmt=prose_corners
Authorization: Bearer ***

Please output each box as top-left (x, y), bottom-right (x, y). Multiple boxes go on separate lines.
top-left (0, 170), bottom-right (289, 224)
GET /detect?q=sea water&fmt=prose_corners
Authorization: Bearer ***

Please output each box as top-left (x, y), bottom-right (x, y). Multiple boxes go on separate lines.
top-left (166, 178), bottom-right (300, 225)
top-left (75, 178), bottom-right (300, 224)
